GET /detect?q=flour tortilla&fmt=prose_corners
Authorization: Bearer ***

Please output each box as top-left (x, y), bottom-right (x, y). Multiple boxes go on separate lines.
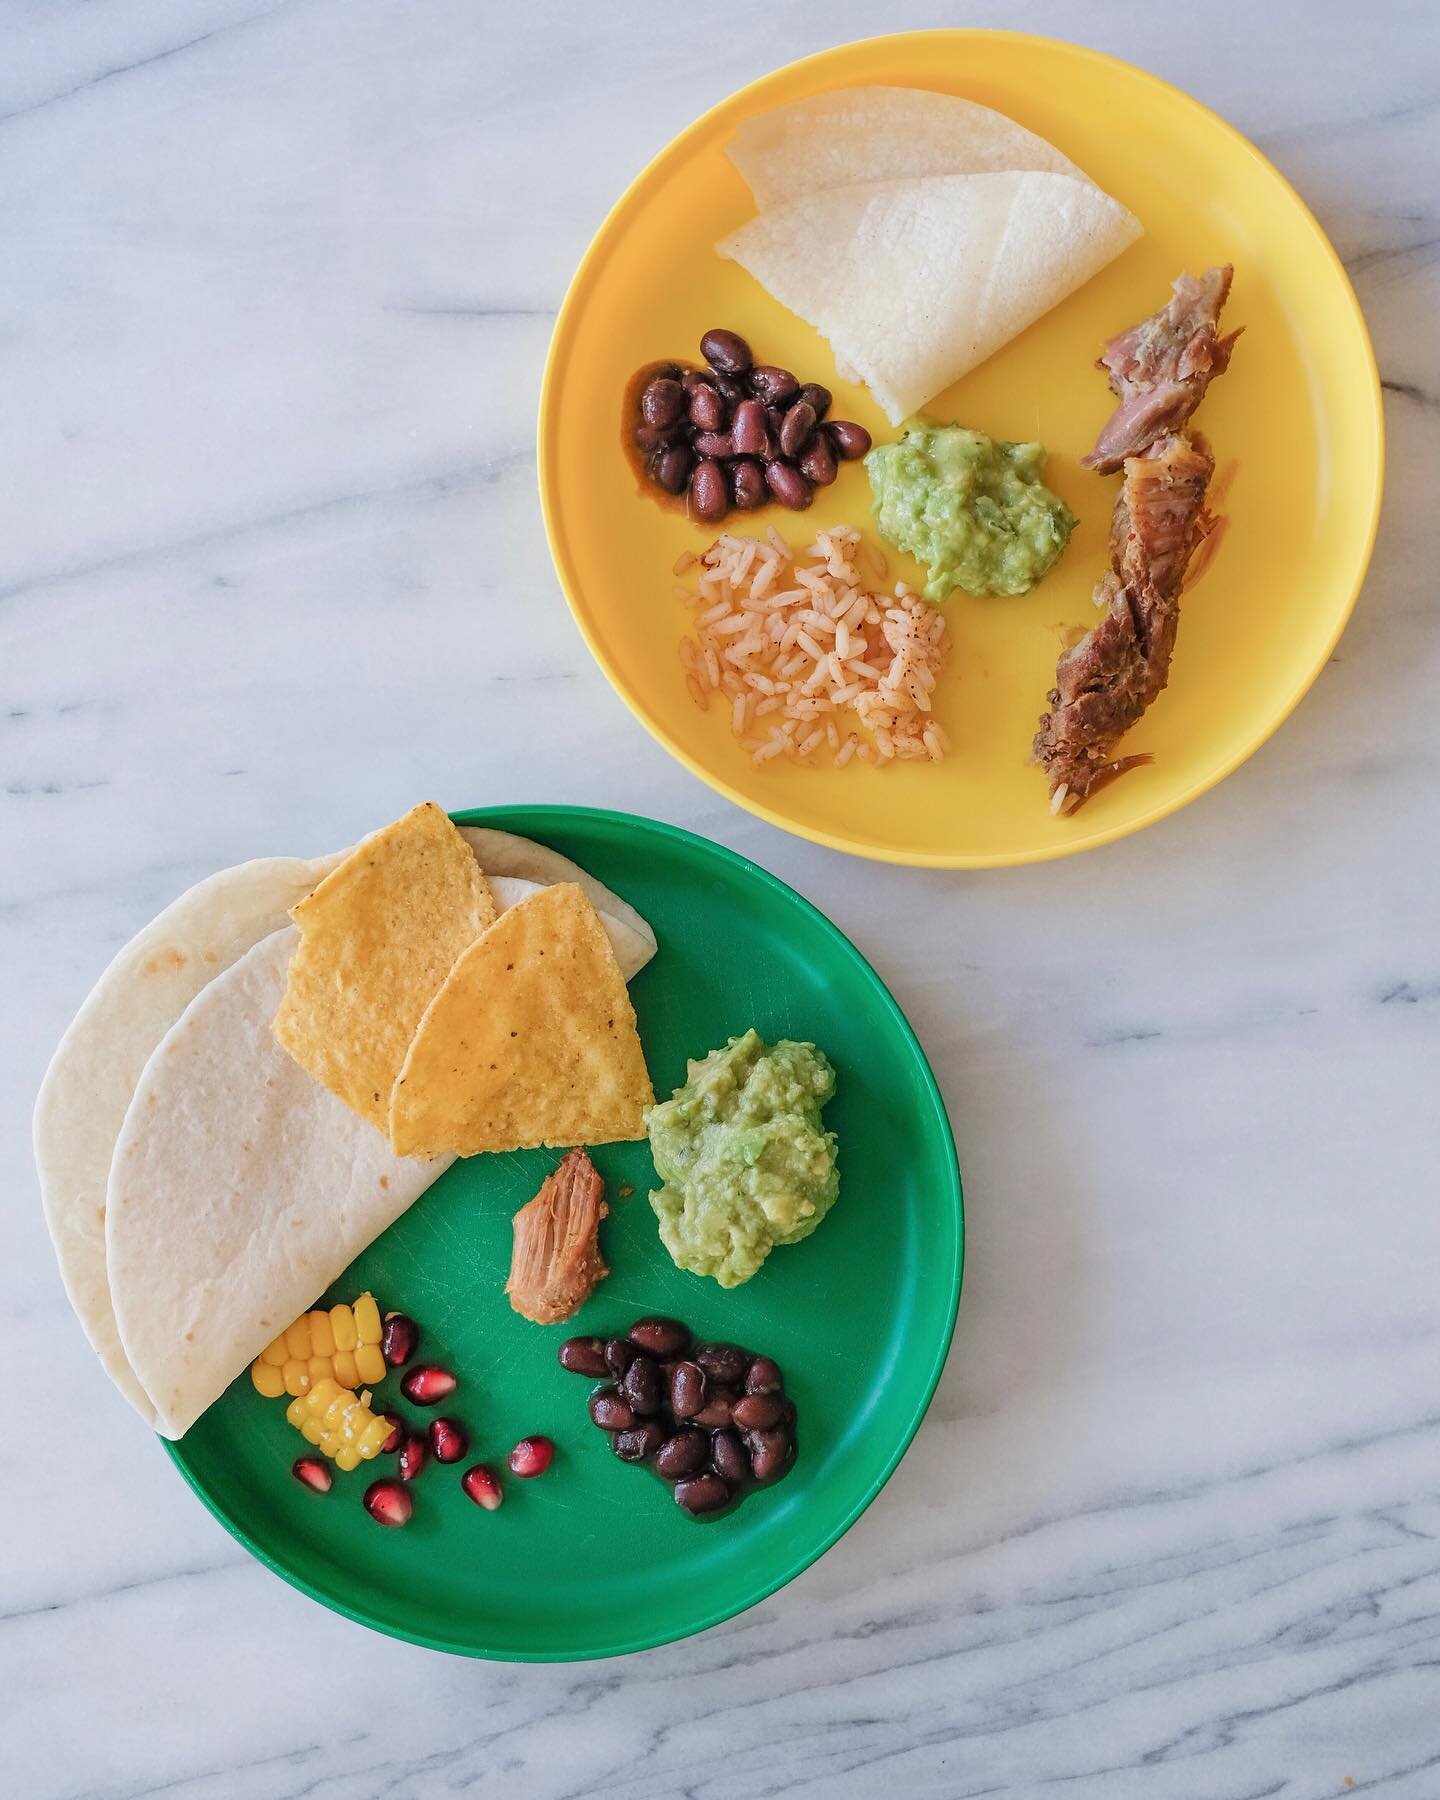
top-left (457, 827), bottom-right (657, 970)
top-left (728, 87), bottom-right (1087, 206)
top-left (107, 928), bottom-right (453, 1440)
top-left (719, 171), bottom-right (1141, 425)
top-left (33, 851), bottom-right (344, 1425)
top-left (488, 877), bottom-right (652, 981)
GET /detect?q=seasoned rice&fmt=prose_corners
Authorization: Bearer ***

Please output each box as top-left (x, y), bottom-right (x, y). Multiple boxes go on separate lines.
top-left (675, 525), bottom-right (950, 769)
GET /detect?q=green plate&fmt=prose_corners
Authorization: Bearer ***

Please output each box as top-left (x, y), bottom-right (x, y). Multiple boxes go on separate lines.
top-left (164, 806), bottom-right (963, 1659)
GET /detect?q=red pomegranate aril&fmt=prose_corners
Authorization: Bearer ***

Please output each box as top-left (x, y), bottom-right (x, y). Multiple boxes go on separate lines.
top-left (363, 1478), bottom-right (413, 1527)
top-left (291, 1457), bottom-right (332, 1494)
top-left (508, 1435), bottom-right (555, 1479)
top-left (381, 1312), bottom-right (419, 1367)
top-left (397, 1432), bottom-right (428, 1482)
top-left (428, 1416), bottom-right (469, 1464)
top-left (400, 1363), bottom-right (456, 1405)
top-left (461, 1464), bottom-right (504, 1511)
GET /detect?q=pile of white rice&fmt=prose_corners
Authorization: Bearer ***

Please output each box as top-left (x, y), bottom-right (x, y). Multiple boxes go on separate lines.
top-left (676, 525), bottom-right (949, 768)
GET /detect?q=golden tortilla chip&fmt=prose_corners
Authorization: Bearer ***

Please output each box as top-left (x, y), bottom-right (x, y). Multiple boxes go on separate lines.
top-left (388, 883), bottom-right (654, 1156)
top-left (273, 802), bottom-right (496, 1131)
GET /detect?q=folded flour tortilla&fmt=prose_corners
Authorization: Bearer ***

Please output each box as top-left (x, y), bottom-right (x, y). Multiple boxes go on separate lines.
top-left (33, 852), bottom-right (345, 1426)
top-left (108, 928), bottom-right (452, 1439)
top-left (727, 86), bottom-right (1087, 206)
top-left (718, 171), bottom-right (1141, 425)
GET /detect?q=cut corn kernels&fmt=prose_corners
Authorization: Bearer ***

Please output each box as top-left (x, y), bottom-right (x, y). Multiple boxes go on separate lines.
top-left (249, 1294), bottom-right (387, 1400)
top-left (286, 1377), bottom-right (390, 1470)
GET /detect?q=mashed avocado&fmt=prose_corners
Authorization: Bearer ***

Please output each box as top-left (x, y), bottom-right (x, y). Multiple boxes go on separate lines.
top-left (647, 1029), bottom-right (839, 1289)
top-left (866, 421), bottom-right (1076, 601)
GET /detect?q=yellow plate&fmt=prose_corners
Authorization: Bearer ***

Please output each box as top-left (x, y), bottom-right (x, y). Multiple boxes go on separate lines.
top-left (539, 31), bottom-right (1382, 868)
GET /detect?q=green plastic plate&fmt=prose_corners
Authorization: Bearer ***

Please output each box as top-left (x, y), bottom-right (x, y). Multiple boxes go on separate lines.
top-left (164, 807), bottom-right (963, 1659)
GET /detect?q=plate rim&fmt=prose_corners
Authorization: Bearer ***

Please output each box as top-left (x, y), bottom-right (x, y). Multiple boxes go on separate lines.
top-left (161, 803), bottom-right (965, 1661)
top-left (537, 28), bottom-right (1386, 870)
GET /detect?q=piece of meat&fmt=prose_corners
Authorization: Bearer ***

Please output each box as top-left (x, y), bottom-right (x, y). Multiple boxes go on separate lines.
top-left (1034, 434), bottom-right (1216, 808)
top-left (505, 1148), bottom-right (609, 1325)
top-left (1082, 267), bottom-right (1242, 473)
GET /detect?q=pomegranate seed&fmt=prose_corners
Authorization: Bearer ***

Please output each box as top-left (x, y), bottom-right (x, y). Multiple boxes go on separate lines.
top-left (400, 1363), bottom-right (456, 1406)
top-left (291, 1457), bottom-right (332, 1494)
top-left (461, 1464), bottom-right (503, 1511)
top-left (397, 1432), bottom-right (428, 1482)
top-left (376, 1410), bottom-right (405, 1455)
top-left (363, 1478), bottom-right (413, 1527)
top-left (428, 1416), bottom-right (469, 1464)
top-left (381, 1312), bottom-right (419, 1367)
top-left (508, 1435), bottom-right (554, 1479)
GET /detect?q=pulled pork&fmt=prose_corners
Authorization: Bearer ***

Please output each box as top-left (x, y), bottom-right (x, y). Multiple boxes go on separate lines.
top-left (505, 1148), bottom-right (609, 1325)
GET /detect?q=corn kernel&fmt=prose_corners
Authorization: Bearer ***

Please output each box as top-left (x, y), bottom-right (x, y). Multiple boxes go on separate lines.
top-left (251, 1361), bottom-right (286, 1398)
top-left (285, 1317), bottom-right (313, 1359)
top-left (332, 1349), bottom-right (359, 1389)
top-left (330, 1303), bottom-right (358, 1352)
top-left (282, 1359), bottom-right (311, 1398)
top-left (307, 1310), bottom-right (335, 1358)
top-left (334, 1445), bottom-right (360, 1472)
top-left (261, 1334), bottom-right (289, 1367)
top-left (353, 1293), bottom-right (382, 1345)
top-left (285, 1398), bottom-right (306, 1429)
top-left (358, 1416), bottom-right (392, 1458)
top-left (355, 1343), bottom-right (386, 1386)
top-left (301, 1417), bottom-right (324, 1445)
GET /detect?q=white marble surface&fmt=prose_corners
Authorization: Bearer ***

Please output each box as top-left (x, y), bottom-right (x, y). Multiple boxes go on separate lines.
top-left (3, 1), bottom-right (1437, 1793)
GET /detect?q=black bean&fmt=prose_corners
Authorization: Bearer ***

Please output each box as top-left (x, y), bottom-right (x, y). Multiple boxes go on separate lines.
top-left (613, 1421), bottom-right (666, 1462)
top-left (732, 1392), bottom-right (784, 1431)
top-left (730, 398), bottom-right (770, 458)
top-left (641, 377), bottom-right (685, 431)
top-left (798, 435), bottom-right (838, 487)
top-left (674, 1473), bottom-right (731, 1515)
top-left (764, 460), bottom-right (812, 510)
top-left (604, 1337), bottom-right (637, 1379)
top-left (688, 383), bottom-right (725, 432)
top-left (796, 382), bottom-right (832, 421)
top-left (589, 1387), bottom-right (634, 1431)
top-left (620, 1353), bottom-right (663, 1415)
top-left (746, 1427), bottom-right (792, 1482)
top-left (655, 1428), bottom-right (709, 1480)
top-left (779, 400), bottom-right (817, 459)
top-left (655, 443), bottom-right (692, 495)
top-left (690, 430), bottom-right (734, 460)
top-left (668, 1359), bottom-right (707, 1419)
top-left (559, 1336), bottom-right (609, 1378)
top-left (681, 368), bottom-right (709, 395)
top-left (696, 1344), bottom-right (749, 1387)
top-left (633, 422), bottom-right (668, 453)
top-left (630, 1317), bottom-right (690, 1357)
top-left (744, 1356), bottom-right (783, 1395)
top-left (689, 459), bottom-right (728, 523)
top-left (713, 374), bottom-right (746, 410)
top-left (826, 420), bottom-right (872, 461)
top-left (691, 1390), bottom-right (734, 1429)
top-left (700, 328), bottom-right (753, 376)
top-left (710, 1428), bottom-right (749, 1484)
top-left (749, 364), bottom-right (798, 406)
top-left (729, 458), bottom-right (767, 510)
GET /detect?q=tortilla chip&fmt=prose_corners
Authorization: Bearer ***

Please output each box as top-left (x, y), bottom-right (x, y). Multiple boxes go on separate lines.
top-left (728, 87), bottom-right (1086, 207)
top-left (273, 802), bottom-right (496, 1131)
top-left (719, 171), bottom-right (1141, 425)
top-left (389, 883), bottom-right (654, 1157)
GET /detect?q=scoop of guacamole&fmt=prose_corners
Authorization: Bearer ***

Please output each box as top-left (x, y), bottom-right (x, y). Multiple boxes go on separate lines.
top-left (646, 1029), bottom-right (839, 1289)
top-left (866, 421), bottom-right (1076, 602)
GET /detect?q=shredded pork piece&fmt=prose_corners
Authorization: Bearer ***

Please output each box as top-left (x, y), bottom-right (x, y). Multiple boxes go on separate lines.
top-left (1082, 267), bottom-right (1242, 474)
top-left (505, 1149), bottom-right (609, 1325)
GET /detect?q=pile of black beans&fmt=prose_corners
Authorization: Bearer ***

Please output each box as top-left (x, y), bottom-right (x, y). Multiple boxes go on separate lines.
top-left (633, 328), bottom-right (872, 524)
top-left (559, 1316), bottom-right (796, 1516)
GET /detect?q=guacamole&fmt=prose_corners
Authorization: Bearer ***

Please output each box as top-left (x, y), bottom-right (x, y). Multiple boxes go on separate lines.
top-left (646, 1030), bottom-right (839, 1289)
top-left (866, 421), bottom-right (1076, 602)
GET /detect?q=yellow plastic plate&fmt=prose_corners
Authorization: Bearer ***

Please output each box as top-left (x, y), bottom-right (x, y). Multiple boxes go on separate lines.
top-left (539, 32), bottom-right (1382, 868)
